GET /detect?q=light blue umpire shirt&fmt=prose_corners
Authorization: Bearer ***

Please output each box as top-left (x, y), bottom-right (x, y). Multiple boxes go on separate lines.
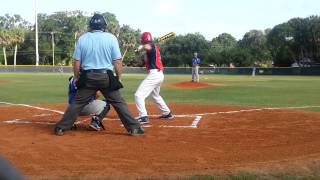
top-left (73, 30), bottom-right (122, 70)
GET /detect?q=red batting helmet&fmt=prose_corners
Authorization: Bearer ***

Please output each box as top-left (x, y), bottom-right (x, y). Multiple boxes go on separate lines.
top-left (141, 32), bottom-right (153, 44)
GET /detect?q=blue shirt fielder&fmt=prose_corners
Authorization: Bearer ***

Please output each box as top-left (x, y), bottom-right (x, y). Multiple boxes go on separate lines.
top-left (192, 52), bottom-right (200, 82)
top-left (192, 55), bottom-right (200, 66)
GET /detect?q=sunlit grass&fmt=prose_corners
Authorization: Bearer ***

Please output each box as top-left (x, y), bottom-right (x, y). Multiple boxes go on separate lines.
top-left (0, 73), bottom-right (319, 111)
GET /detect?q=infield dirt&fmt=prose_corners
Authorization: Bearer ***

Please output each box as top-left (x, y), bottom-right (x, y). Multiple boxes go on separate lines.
top-left (0, 103), bottom-right (320, 179)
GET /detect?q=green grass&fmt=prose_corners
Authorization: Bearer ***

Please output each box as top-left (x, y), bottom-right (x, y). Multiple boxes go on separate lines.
top-left (0, 73), bottom-right (320, 110)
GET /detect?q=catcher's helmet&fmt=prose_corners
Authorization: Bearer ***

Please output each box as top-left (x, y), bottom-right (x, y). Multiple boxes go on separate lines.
top-left (89, 14), bottom-right (107, 31)
top-left (140, 32), bottom-right (153, 44)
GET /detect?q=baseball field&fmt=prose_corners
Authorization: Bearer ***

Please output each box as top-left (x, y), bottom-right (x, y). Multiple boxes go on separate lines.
top-left (1, 73), bottom-right (320, 180)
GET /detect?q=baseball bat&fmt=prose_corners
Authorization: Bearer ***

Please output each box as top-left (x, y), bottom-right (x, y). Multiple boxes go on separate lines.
top-left (157, 32), bottom-right (176, 42)
top-left (135, 32), bottom-right (176, 52)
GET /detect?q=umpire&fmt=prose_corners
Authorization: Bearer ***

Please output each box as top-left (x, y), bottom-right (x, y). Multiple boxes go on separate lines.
top-left (54, 13), bottom-right (144, 136)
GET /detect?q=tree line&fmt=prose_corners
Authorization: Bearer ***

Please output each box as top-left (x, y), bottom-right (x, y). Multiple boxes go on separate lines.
top-left (0, 11), bottom-right (319, 67)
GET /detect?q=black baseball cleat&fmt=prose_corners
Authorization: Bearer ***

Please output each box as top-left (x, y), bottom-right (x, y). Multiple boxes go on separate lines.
top-left (89, 121), bottom-right (101, 131)
top-left (54, 127), bottom-right (64, 136)
top-left (89, 116), bottom-right (105, 131)
top-left (136, 116), bottom-right (149, 124)
top-left (128, 127), bottom-right (145, 136)
top-left (159, 112), bottom-right (174, 119)
top-left (71, 124), bottom-right (77, 130)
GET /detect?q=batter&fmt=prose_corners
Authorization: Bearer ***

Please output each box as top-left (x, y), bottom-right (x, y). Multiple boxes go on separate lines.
top-left (135, 32), bottom-right (173, 124)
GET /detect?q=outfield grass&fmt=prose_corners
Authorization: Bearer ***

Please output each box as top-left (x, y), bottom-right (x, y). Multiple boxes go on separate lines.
top-left (0, 73), bottom-right (320, 110)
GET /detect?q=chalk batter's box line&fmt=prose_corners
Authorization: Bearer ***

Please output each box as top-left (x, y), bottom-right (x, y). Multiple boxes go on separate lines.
top-left (2, 116), bottom-right (202, 129)
top-left (1, 101), bottom-right (320, 128)
top-left (0, 101), bottom-right (202, 128)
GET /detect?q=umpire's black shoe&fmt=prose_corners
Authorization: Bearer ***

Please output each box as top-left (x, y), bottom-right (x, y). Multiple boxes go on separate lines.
top-left (128, 127), bottom-right (145, 136)
top-left (54, 127), bottom-right (64, 136)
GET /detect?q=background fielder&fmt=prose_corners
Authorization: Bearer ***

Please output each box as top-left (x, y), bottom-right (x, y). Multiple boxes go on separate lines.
top-left (191, 52), bottom-right (200, 82)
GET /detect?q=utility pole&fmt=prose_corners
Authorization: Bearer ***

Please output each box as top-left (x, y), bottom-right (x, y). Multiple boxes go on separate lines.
top-left (34, 0), bottom-right (39, 66)
top-left (51, 32), bottom-right (55, 66)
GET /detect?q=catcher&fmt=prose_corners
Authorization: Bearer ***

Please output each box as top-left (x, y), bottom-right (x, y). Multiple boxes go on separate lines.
top-left (68, 76), bottom-right (109, 131)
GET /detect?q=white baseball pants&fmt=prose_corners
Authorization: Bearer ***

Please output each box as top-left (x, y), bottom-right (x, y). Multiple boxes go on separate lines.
top-left (79, 99), bottom-right (106, 116)
top-left (135, 69), bottom-right (171, 118)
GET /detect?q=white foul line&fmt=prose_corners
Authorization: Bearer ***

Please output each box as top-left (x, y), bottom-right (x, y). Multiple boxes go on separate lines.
top-left (180, 106), bottom-right (320, 117)
top-left (0, 101), bottom-right (64, 114)
top-left (4, 119), bottom-right (55, 125)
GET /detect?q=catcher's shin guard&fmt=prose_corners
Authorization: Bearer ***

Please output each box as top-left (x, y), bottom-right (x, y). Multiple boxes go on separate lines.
top-left (96, 103), bottom-right (110, 130)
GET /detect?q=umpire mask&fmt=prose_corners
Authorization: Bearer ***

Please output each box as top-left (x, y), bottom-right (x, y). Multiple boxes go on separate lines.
top-left (89, 14), bottom-right (107, 31)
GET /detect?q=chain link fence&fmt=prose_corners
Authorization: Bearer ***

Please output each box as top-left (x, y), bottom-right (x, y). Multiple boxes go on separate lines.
top-left (0, 66), bottom-right (320, 75)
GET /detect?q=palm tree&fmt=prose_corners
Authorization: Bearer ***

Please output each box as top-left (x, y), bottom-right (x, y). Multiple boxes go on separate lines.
top-left (101, 12), bottom-right (120, 36)
top-left (10, 28), bottom-right (25, 66)
top-left (118, 25), bottom-right (137, 61)
top-left (0, 29), bottom-right (10, 65)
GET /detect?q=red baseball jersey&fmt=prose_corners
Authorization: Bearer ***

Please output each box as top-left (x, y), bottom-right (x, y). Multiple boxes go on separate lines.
top-left (144, 44), bottom-right (164, 71)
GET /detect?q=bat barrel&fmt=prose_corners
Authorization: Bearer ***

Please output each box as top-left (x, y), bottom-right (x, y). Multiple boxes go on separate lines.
top-left (158, 32), bottom-right (176, 42)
